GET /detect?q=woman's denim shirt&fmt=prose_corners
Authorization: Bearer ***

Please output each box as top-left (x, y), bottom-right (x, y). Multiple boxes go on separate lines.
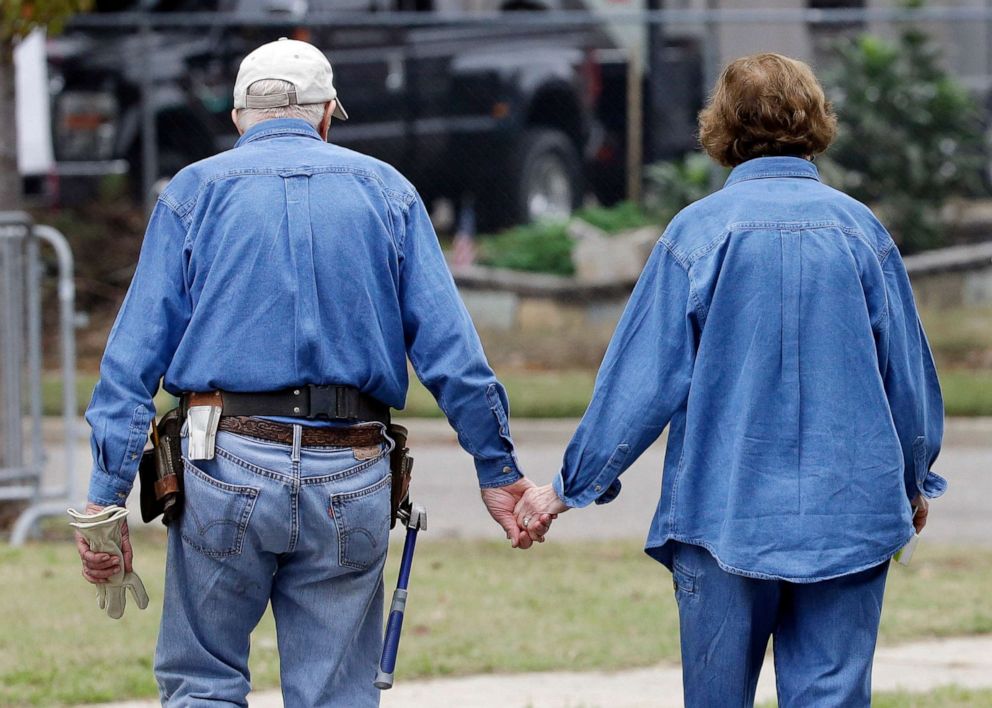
top-left (555, 156), bottom-right (947, 582)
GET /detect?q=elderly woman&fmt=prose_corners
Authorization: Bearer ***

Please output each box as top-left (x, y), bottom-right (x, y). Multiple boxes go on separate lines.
top-left (516, 53), bottom-right (946, 706)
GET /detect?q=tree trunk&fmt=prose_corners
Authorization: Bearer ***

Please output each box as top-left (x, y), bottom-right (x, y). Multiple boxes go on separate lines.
top-left (0, 39), bottom-right (20, 211)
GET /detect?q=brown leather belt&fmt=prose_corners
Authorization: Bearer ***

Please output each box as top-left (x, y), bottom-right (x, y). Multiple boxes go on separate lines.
top-left (218, 416), bottom-right (384, 448)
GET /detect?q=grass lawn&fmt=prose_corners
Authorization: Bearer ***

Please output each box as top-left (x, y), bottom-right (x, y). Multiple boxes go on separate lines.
top-left (938, 369), bottom-right (992, 416)
top-left (872, 687), bottom-right (992, 707)
top-left (920, 307), bottom-right (992, 369)
top-left (1, 537), bottom-right (990, 706)
top-left (42, 366), bottom-right (992, 419)
top-left (761, 686), bottom-right (992, 708)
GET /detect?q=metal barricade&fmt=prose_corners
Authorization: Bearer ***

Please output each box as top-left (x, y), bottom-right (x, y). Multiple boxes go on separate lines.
top-left (0, 212), bottom-right (78, 545)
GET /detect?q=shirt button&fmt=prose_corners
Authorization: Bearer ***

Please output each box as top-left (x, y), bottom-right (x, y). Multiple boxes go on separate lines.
top-left (502, 466), bottom-right (512, 474)
top-left (594, 484), bottom-right (602, 492)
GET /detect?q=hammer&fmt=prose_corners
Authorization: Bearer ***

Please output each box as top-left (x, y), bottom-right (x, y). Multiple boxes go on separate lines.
top-left (374, 502), bottom-right (427, 690)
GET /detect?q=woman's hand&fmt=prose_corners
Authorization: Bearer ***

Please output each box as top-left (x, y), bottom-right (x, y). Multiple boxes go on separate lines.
top-left (514, 484), bottom-right (568, 543)
top-left (911, 494), bottom-right (929, 534)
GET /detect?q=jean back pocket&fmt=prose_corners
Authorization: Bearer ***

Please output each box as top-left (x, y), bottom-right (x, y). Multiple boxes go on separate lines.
top-left (330, 470), bottom-right (391, 571)
top-left (181, 458), bottom-right (259, 558)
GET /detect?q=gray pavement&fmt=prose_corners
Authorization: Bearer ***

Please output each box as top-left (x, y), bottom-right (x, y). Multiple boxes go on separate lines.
top-left (43, 416), bottom-right (992, 544)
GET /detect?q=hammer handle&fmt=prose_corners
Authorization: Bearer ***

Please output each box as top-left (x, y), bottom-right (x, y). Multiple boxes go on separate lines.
top-left (374, 525), bottom-right (420, 689)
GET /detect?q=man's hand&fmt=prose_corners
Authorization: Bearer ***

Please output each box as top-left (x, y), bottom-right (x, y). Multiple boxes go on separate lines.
top-left (514, 484), bottom-right (568, 543)
top-left (481, 478), bottom-right (553, 549)
top-left (911, 493), bottom-right (929, 534)
top-left (75, 502), bottom-right (132, 584)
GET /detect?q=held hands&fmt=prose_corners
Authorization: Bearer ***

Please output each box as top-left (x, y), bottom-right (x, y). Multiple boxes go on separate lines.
top-left (481, 478), bottom-right (544, 549)
top-left (514, 484), bottom-right (568, 546)
top-left (481, 478), bottom-right (561, 549)
top-left (479, 479), bottom-right (569, 549)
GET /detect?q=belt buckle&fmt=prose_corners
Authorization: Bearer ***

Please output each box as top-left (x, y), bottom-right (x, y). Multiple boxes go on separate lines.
top-left (308, 385), bottom-right (335, 420)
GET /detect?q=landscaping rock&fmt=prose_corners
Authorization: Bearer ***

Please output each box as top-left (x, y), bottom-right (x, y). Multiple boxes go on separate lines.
top-left (570, 220), bottom-right (656, 283)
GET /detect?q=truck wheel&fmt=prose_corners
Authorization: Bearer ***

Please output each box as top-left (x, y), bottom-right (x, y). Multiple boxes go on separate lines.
top-left (490, 128), bottom-right (582, 228)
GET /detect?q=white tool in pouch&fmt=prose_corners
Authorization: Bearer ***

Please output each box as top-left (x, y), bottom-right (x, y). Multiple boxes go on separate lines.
top-left (186, 395), bottom-right (222, 460)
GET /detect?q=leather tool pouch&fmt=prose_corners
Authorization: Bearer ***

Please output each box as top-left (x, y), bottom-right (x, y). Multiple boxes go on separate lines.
top-left (138, 407), bottom-right (185, 525)
top-left (387, 423), bottom-right (413, 529)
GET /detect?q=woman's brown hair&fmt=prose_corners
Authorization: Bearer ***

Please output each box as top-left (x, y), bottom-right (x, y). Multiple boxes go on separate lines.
top-left (698, 53), bottom-right (838, 167)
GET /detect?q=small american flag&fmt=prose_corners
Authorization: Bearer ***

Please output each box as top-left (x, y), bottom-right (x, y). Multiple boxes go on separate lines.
top-left (451, 198), bottom-right (477, 268)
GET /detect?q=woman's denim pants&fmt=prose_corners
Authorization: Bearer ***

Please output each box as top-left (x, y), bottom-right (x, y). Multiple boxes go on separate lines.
top-left (672, 542), bottom-right (889, 708)
top-left (155, 425), bottom-right (393, 707)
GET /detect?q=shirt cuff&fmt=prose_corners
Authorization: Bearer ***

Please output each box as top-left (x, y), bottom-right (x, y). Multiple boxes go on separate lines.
top-left (475, 456), bottom-right (523, 488)
top-left (919, 470), bottom-right (948, 499)
top-left (87, 468), bottom-right (133, 507)
top-left (553, 470), bottom-right (621, 508)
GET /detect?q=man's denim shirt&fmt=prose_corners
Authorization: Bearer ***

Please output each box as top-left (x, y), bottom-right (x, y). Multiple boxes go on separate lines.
top-left (555, 156), bottom-right (947, 582)
top-left (86, 119), bottom-right (521, 505)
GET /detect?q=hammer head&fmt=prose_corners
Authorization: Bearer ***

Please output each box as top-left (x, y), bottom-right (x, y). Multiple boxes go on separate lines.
top-left (407, 503), bottom-right (427, 531)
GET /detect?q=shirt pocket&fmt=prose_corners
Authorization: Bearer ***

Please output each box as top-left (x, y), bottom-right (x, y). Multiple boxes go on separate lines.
top-left (180, 458), bottom-right (259, 558)
top-left (330, 467), bottom-right (392, 571)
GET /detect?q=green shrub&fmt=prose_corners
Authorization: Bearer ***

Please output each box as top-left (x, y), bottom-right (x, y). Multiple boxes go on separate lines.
top-left (644, 152), bottom-right (722, 222)
top-left (476, 202), bottom-right (657, 276)
top-left (823, 6), bottom-right (987, 253)
top-left (477, 220), bottom-right (575, 276)
top-left (573, 201), bottom-right (656, 234)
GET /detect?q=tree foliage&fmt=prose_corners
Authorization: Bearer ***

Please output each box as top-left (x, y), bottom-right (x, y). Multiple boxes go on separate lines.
top-left (644, 152), bottom-right (725, 223)
top-left (823, 21), bottom-right (987, 253)
top-left (2, 1), bottom-right (92, 42)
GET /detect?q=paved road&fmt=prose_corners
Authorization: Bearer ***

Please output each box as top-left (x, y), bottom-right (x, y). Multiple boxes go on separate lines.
top-left (89, 636), bottom-right (992, 708)
top-left (42, 417), bottom-right (991, 544)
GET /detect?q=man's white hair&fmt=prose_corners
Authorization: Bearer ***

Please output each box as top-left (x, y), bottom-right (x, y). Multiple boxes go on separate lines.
top-left (236, 79), bottom-right (327, 132)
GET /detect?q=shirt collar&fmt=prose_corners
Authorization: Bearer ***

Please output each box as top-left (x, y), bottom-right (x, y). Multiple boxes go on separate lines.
top-left (235, 118), bottom-right (323, 147)
top-left (724, 156), bottom-right (820, 188)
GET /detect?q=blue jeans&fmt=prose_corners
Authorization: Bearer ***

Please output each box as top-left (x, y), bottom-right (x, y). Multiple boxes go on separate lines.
top-left (155, 424), bottom-right (393, 707)
top-left (672, 542), bottom-right (889, 708)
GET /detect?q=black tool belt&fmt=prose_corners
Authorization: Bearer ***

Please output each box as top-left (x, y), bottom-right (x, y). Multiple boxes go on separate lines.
top-left (180, 385), bottom-right (390, 424)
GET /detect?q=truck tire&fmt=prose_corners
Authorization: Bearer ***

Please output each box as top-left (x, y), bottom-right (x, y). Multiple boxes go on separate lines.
top-left (487, 128), bottom-right (582, 229)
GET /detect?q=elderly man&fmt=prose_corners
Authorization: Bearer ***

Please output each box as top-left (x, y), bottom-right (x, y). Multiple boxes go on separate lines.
top-left (76, 38), bottom-right (548, 706)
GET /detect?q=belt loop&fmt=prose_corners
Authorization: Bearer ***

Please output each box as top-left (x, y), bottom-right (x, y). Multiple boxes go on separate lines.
top-left (291, 424), bottom-right (302, 463)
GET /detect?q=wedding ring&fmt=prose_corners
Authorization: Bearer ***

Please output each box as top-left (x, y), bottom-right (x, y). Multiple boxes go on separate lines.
top-left (523, 515), bottom-right (532, 529)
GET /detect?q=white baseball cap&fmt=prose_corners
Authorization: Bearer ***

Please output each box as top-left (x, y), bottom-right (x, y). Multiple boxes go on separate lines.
top-left (233, 38), bottom-right (348, 120)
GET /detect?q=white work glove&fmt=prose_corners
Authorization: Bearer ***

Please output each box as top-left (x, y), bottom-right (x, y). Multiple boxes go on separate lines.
top-left (68, 506), bottom-right (149, 619)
